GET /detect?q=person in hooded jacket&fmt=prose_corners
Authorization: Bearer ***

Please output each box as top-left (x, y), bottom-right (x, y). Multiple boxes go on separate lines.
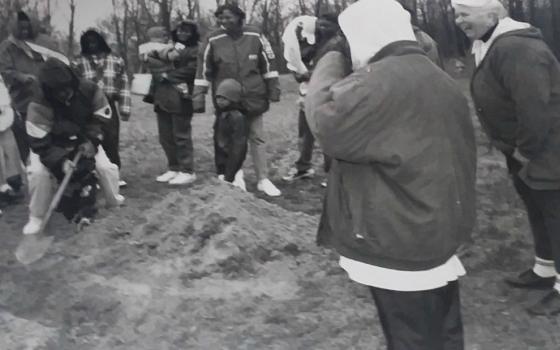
top-left (193, 4), bottom-right (282, 197)
top-left (0, 11), bottom-right (44, 163)
top-left (24, 58), bottom-right (121, 233)
top-left (305, 1), bottom-right (476, 349)
top-left (151, 21), bottom-right (199, 186)
top-left (453, 0), bottom-right (560, 316)
top-left (74, 29), bottom-right (131, 187)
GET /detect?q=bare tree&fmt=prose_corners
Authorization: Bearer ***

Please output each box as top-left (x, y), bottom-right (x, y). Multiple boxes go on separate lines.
top-left (67, 0), bottom-right (76, 56)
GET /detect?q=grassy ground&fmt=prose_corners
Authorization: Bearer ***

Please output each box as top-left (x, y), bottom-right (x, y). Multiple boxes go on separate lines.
top-left (0, 74), bottom-right (559, 349)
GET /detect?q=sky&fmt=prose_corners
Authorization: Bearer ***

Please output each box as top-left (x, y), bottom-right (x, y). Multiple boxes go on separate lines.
top-left (50, 0), bottom-right (217, 35)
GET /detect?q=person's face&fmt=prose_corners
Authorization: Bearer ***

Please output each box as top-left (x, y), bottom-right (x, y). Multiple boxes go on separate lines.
top-left (216, 96), bottom-right (231, 109)
top-left (219, 10), bottom-right (242, 32)
top-left (17, 21), bottom-right (32, 40)
top-left (454, 5), bottom-right (498, 41)
top-left (52, 86), bottom-right (74, 105)
top-left (316, 19), bottom-right (338, 40)
top-left (86, 35), bottom-right (100, 53)
top-left (176, 26), bottom-right (193, 43)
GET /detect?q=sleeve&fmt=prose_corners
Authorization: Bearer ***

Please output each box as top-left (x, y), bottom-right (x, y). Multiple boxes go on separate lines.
top-left (193, 37), bottom-right (213, 96)
top-left (117, 58), bottom-right (131, 119)
top-left (496, 46), bottom-right (554, 159)
top-left (0, 42), bottom-right (30, 87)
top-left (87, 86), bottom-right (112, 147)
top-left (258, 34), bottom-right (280, 101)
top-left (305, 51), bottom-right (389, 164)
top-left (26, 101), bottom-right (69, 174)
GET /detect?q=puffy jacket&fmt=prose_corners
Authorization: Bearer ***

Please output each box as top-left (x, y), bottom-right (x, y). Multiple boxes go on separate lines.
top-left (471, 27), bottom-right (560, 190)
top-left (194, 26), bottom-right (280, 117)
top-left (26, 77), bottom-right (111, 179)
top-left (305, 42), bottom-right (477, 271)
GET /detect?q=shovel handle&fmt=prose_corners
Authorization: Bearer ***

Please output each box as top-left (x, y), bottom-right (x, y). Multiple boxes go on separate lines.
top-left (37, 150), bottom-right (83, 234)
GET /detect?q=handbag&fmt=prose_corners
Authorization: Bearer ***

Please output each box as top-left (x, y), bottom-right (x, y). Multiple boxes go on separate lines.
top-left (131, 73), bottom-right (153, 96)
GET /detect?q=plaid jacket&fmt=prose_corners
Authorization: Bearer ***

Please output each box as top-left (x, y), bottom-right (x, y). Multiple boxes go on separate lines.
top-left (73, 54), bottom-right (131, 118)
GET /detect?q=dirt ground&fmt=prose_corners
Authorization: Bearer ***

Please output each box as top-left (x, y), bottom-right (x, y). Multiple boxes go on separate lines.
top-left (1, 75), bottom-right (559, 350)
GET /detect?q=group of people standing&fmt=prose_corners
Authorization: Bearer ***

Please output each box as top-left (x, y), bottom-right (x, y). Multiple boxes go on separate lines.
top-left (2, 0), bottom-right (560, 349)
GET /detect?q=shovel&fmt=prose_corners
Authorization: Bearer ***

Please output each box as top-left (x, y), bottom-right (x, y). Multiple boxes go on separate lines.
top-left (15, 151), bottom-right (83, 265)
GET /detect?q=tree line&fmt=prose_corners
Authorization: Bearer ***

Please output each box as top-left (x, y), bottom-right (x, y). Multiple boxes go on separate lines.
top-left (1, 0), bottom-right (560, 73)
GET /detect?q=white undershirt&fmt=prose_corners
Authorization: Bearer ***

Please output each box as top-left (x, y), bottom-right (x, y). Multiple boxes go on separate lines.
top-left (339, 255), bottom-right (466, 292)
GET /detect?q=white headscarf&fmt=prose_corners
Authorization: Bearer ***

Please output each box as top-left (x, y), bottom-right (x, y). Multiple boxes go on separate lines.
top-left (338, 0), bottom-right (416, 70)
top-left (282, 16), bottom-right (317, 75)
top-left (451, 0), bottom-right (503, 8)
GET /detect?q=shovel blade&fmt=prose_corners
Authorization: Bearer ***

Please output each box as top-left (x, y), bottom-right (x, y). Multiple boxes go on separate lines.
top-left (15, 235), bottom-right (55, 265)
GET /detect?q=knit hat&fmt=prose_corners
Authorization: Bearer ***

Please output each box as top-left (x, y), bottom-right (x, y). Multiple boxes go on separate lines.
top-left (216, 79), bottom-right (243, 103)
top-left (38, 57), bottom-right (76, 90)
top-left (339, 0), bottom-right (416, 69)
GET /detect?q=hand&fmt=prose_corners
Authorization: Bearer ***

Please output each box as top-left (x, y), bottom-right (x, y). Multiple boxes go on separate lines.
top-left (267, 82), bottom-right (281, 102)
top-left (78, 141), bottom-right (96, 158)
top-left (120, 112), bottom-right (130, 122)
top-left (513, 149), bottom-right (529, 164)
top-left (22, 74), bottom-right (35, 84)
top-left (62, 159), bottom-right (76, 175)
top-left (167, 50), bottom-right (181, 61)
top-left (192, 94), bottom-right (206, 113)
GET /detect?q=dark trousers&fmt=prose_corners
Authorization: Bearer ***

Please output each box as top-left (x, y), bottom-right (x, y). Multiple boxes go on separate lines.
top-left (369, 281), bottom-right (464, 350)
top-left (507, 155), bottom-right (560, 272)
top-left (101, 99), bottom-right (121, 168)
top-left (156, 110), bottom-right (194, 173)
top-left (214, 112), bottom-right (249, 182)
top-left (12, 111), bottom-right (29, 163)
top-left (295, 109), bottom-right (331, 173)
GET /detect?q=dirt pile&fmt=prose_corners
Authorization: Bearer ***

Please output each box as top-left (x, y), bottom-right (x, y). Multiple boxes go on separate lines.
top-left (0, 180), bottom-right (381, 350)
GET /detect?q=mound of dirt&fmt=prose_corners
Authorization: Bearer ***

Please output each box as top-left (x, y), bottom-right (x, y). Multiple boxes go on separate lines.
top-left (0, 180), bottom-right (381, 349)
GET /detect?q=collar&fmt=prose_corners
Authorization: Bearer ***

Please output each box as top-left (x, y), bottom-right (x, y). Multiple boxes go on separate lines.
top-left (368, 41), bottom-right (426, 64)
top-left (480, 23), bottom-right (499, 43)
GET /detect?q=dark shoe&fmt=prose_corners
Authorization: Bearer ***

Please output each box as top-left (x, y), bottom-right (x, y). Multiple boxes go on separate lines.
top-left (282, 168), bottom-right (315, 182)
top-left (527, 290), bottom-right (560, 316)
top-left (505, 269), bottom-right (555, 289)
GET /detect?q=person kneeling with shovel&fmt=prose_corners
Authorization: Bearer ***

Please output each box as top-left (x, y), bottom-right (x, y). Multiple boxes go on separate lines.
top-left (23, 57), bottom-right (118, 233)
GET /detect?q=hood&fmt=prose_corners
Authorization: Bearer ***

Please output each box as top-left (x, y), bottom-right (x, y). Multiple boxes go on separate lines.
top-left (171, 20), bottom-right (200, 47)
top-left (80, 29), bottom-right (111, 55)
top-left (38, 57), bottom-right (79, 99)
top-left (216, 79), bottom-right (243, 104)
top-left (282, 15), bottom-right (317, 75)
top-left (472, 17), bottom-right (533, 65)
top-left (338, 0), bottom-right (416, 70)
top-left (10, 11), bottom-right (36, 40)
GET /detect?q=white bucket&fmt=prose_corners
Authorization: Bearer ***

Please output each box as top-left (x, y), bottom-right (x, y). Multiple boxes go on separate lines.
top-left (131, 73), bottom-right (152, 96)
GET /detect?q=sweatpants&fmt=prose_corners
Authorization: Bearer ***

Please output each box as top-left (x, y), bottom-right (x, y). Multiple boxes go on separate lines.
top-left (156, 110), bottom-right (194, 173)
top-left (369, 281), bottom-right (464, 350)
top-left (507, 155), bottom-right (560, 273)
top-left (101, 99), bottom-right (121, 168)
top-left (27, 147), bottom-right (121, 218)
top-left (295, 109), bottom-right (331, 173)
top-left (248, 114), bottom-right (268, 181)
top-left (213, 112), bottom-right (249, 182)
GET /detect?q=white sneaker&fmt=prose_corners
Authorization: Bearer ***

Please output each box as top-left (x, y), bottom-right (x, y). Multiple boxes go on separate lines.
top-left (118, 180), bottom-right (128, 187)
top-left (232, 170), bottom-right (246, 191)
top-left (257, 178), bottom-right (281, 197)
top-left (115, 194), bottom-right (125, 206)
top-left (156, 171), bottom-right (178, 183)
top-left (23, 216), bottom-right (43, 235)
top-left (217, 174), bottom-right (225, 181)
top-left (169, 172), bottom-right (196, 185)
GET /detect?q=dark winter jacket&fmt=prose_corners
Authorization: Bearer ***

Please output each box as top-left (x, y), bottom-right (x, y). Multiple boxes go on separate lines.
top-left (305, 42), bottom-right (476, 271)
top-left (194, 26), bottom-right (280, 117)
top-left (0, 13), bottom-right (44, 115)
top-left (153, 21), bottom-right (199, 115)
top-left (26, 59), bottom-right (112, 178)
top-left (471, 27), bottom-right (560, 190)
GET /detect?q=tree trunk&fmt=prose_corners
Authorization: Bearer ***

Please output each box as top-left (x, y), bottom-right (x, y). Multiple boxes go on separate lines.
top-left (67, 0), bottom-right (76, 56)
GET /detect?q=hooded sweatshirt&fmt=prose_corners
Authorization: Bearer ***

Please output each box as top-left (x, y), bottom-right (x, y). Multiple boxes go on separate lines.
top-left (305, 0), bottom-right (476, 273)
top-left (471, 21), bottom-right (560, 190)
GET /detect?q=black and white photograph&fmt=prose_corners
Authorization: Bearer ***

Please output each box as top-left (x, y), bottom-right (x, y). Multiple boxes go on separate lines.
top-left (1, 0), bottom-right (560, 349)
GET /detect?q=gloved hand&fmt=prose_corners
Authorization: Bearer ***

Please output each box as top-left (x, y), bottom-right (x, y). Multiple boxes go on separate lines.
top-left (78, 141), bottom-right (96, 158)
top-left (192, 94), bottom-right (206, 113)
top-left (62, 158), bottom-right (76, 175)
